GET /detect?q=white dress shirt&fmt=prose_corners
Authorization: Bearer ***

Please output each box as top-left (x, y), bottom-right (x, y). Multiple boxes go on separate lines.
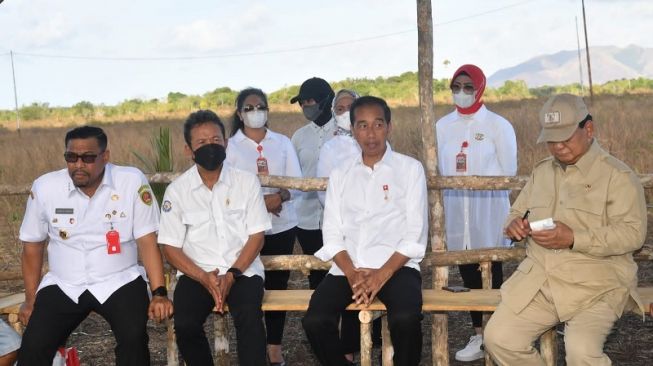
top-left (19, 164), bottom-right (160, 304)
top-left (316, 134), bottom-right (361, 207)
top-left (158, 164), bottom-right (272, 278)
top-left (291, 118), bottom-right (337, 229)
top-left (226, 129), bottom-right (301, 234)
top-left (435, 105), bottom-right (517, 251)
top-left (315, 146), bottom-right (428, 276)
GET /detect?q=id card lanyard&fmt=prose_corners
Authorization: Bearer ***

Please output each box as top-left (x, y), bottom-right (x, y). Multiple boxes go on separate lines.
top-left (256, 145), bottom-right (269, 175)
top-left (106, 222), bottom-right (121, 254)
top-left (456, 141), bottom-right (469, 173)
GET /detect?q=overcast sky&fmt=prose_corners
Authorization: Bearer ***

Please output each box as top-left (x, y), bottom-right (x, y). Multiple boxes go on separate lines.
top-left (0, 0), bottom-right (651, 109)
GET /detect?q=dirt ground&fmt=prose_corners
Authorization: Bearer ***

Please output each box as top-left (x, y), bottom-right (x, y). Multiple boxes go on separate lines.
top-left (2, 255), bottom-right (652, 366)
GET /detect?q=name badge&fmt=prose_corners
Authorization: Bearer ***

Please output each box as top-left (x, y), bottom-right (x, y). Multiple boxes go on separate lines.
top-left (106, 230), bottom-right (121, 254)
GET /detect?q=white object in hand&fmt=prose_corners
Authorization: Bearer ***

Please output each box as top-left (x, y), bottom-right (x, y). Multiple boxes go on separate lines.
top-left (530, 218), bottom-right (556, 231)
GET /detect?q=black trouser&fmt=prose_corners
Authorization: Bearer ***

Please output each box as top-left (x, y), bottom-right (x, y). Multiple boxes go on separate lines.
top-left (459, 261), bottom-right (503, 328)
top-left (173, 274), bottom-right (266, 366)
top-left (303, 268), bottom-right (423, 366)
top-left (18, 277), bottom-right (150, 366)
top-left (260, 227), bottom-right (296, 345)
top-left (296, 228), bottom-right (328, 289)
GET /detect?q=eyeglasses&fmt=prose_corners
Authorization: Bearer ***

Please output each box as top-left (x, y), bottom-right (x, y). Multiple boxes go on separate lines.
top-left (64, 151), bottom-right (104, 164)
top-left (242, 104), bottom-right (268, 113)
top-left (450, 84), bottom-right (475, 94)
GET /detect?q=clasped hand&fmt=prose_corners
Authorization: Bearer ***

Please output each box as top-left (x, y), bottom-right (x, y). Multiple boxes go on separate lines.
top-left (347, 267), bottom-right (392, 307)
top-left (200, 269), bottom-right (234, 313)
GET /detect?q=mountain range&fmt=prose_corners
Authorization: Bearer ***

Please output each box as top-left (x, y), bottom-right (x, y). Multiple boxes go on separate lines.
top-left (487, 45), bottom-right (653, 87)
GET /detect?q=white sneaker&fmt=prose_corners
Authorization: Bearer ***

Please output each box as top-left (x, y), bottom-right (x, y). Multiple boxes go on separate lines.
top-left (455, 334), bottom-right (484, 362)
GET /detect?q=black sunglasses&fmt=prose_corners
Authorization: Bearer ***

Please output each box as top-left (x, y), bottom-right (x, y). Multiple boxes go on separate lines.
top-left (242, 104), bottom-right (268, 113)
top-left (64, 151), bottom-right (104, 164)
top-left (450, 84), bottom-right (475, 94)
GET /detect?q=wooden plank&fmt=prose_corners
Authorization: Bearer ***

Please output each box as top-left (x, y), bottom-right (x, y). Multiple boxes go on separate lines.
top-left (0, 292), bottom-right (24, 312)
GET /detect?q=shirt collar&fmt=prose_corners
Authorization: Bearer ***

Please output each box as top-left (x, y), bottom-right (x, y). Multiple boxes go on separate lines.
top-left (189, 163), bottom-right (233, 190)
top-left (354, 142), bottom-right (393, 168)
top-left (457, 104), bottom-right (488, 120)
top-left (233, 128), bottom-right (275, 144)
top-left (66, 163), bottom-right (114, 194)
top-left (552, 139), bottom-right (599, 175)
top-left (311, 118), bottom-right (335, 130)
top-left (571, 139), bottom-right (599, 175)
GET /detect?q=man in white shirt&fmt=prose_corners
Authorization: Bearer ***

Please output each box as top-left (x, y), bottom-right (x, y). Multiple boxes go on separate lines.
top-left (290, 77), bottom-right (336, 289)
top-left (159, 110), bottom-right (271, 365)
top-left (18, 126), bottom-right (173, 366)
top-left (303, 96), bottom-right (428, 366)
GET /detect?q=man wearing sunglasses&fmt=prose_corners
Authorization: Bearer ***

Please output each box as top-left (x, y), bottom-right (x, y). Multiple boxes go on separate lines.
top-left (484, 94), bottom-right (647, 365)
top-left (17, 125), bottom-right (173, 366)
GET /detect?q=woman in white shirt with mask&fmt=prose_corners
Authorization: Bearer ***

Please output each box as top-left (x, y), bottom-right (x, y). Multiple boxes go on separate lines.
top-left (435, 64), bottom-right (517, 363)
top-left (316, 89), bottom-right (361, 206)
top-left (226, 88), bottom-right (302, 366)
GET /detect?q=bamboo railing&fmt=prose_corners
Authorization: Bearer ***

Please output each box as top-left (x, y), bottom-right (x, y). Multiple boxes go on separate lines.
top-left (2, 174), bottom-right (652, 366)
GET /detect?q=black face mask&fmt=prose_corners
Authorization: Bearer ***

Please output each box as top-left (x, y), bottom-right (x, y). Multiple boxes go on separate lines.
top-left (193, 143), bottom-right (226, 171)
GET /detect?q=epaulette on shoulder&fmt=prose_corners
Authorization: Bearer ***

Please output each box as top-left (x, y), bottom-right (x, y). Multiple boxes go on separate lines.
top-left (533, 156), bottom-right (554, 169)
top-left (600, 153), bottom-right (633, 174)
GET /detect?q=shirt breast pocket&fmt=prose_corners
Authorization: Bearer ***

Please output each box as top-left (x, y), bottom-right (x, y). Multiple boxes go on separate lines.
top-left (225, 209), bottom-right (248, 240)
top-left (567, 195), bottom-right (605, 228)
top-left (182, 212), bottom-right (212, 243)
top-left (102, 207), bottom-right (132, 240)
top-left (51, 214), bottom-right (78, 228)
top-left (526, 195), bottom-right (553, 223)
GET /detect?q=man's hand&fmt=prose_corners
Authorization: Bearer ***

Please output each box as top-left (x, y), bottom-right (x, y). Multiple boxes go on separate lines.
top-left (198, 269), bottom-right (222, 308)
top-left (214, 274), bottom-right (235, 313)
top-left (353, 268), bottom-right (393, 307)
top-left (264, 194), bottom-right (283, 217)
top-left (530, 221), bottom-right (574, 250)
top-left (18, 300), bottom-right (34, 325)
top-left (505, 217), bottom-right (531, 242)
top-left (148, 296), bottom-right (174, 322)
top-left (344, 268), bottom-right (369, 306)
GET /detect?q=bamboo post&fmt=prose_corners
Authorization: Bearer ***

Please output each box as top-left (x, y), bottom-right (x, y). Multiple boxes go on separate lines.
top-left (540, 328), bottom-right (558, 366)
top-left (214, 314), bottom-right (230, 366)
top-left (166, 318), bottom-right (179, 366)
top-left (360, 310), bottom-right (374, 366)
top-left (480, 261), bottom-right (494, 366)
top-left (381, 316), bottom-right (393, 366)
top-left (166, 271), bottom-right (179, 366)
top-left (416, 0), bottom-right (449, 365)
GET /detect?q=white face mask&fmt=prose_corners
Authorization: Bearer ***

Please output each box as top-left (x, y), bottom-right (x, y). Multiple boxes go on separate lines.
top-left (452, 90), bottom-right (475, 109)
top-left (243, 110), bottom-right (267, 129)
top-left (334, 111), bottom-right (351, 130)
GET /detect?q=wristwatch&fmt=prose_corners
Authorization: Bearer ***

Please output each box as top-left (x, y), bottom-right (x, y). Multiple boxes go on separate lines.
top-left (151, 286), bottom-right (168, 297)
top-left (279, 189), bottom-right (291, 202)
top-left (227, 267), bottom-right (244, 280)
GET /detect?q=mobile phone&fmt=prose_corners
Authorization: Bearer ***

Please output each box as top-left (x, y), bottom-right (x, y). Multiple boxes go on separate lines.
top-left (442, 285), bottom-right (470, 293)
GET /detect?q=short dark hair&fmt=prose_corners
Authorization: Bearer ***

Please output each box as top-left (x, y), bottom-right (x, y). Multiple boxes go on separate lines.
top-left (350, 96), bottom-right (391, 124)
top-left (231, 88), bottom-right (268, 137)
top-left (578, 114), bottom-right (592, 129)
top-left (64, 126), bottom-right (108, 151)
top-left (183, 110), bottom-right (226, 147)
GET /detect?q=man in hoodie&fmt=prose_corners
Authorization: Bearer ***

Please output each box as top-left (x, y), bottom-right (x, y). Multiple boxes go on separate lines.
top-left (290, 77), bottom-right (336, 290)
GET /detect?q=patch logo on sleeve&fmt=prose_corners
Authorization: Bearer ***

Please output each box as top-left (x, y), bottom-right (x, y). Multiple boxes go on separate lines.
top-left (162, 200), bottom-right (172, 212)
top-left (138, 185), bottom-right (153, 206)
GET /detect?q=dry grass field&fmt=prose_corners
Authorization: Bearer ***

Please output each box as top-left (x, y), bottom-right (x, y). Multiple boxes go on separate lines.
top-left (1, 94), bottom-right (652, 365)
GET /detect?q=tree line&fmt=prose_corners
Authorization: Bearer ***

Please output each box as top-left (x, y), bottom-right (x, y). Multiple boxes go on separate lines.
top-left (1, 72), bottom-right (652, 122)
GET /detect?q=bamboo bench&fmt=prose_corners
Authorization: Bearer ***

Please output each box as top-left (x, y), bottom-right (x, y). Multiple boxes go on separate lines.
top-left (160, 286), bottom-right (653, 366)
